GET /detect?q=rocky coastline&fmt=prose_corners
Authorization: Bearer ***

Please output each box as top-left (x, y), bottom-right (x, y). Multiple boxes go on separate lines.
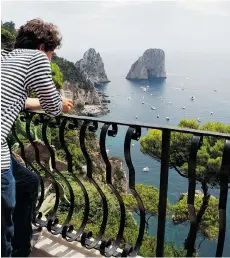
top-left (79, 89), bottom-right (110, 116)
top-left (64, 81), bottom-right (110, 116)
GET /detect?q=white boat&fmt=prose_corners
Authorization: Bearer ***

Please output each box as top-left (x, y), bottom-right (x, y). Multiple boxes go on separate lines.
top-left (191, 96), bottom-right (195, 100)
top-left (157, 115), bottom-right (160, 118)
top-left (142, 101), bottom-right (145, 104)
top-left (127, 97), bottom-right (131, 100)
top-left (197, 118), bottom-right (201, 122)
top-left (182, 106), bottom-right (185, 109)
top-left (151, 106), bottom-right (156, 110)
top-left (166, 117), bottom-right (170, 121)
top-left (143, 88), bottom-right (147, 92)
top-left (143, 167), bottom-right (149, 172)
top-left (147, 85), bottom-right (149, 88)
top-left (169, 102), bottom-right (172, 104)
top-left (136, 116), bottom-right (138, 119)
top-left (106, 149), bottom-right (109, 154)
top-left (150, 93), bottom-right (152, 96)
top-left (132, 144), bottom-right (135, 148)
top-left (211, 112), bottom-right (213, 115)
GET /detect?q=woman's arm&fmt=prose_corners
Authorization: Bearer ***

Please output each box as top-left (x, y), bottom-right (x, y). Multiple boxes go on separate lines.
top-left (25, 97), bottom-right (73, 112)
top-left (25, 98), bottom-right (40, 110)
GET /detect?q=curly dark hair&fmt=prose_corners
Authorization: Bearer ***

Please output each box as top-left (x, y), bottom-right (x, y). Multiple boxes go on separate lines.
top-left (15, 18), bottom-right (62, 51)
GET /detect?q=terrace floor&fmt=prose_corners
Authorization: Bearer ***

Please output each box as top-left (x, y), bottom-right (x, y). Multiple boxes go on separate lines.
top-left (29, 228), bottom-right (103, 257)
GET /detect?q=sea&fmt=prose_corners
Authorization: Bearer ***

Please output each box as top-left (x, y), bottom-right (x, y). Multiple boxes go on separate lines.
top-left (94, 50), bottom-right (230, 257)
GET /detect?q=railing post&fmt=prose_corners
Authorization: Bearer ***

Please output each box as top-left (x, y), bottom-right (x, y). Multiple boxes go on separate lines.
top-left (216, 140), bottom-right (230, 257)
top-left (185, 135), bottom-right (202, 257)
top-left (124, 126), bottom-right (145, 257)
top-left (156, 129), bottom-right (171, 257)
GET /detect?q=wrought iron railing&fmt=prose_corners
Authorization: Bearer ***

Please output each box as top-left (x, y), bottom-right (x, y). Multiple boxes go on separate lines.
top-left (10, 110), bottom-right (230, 257)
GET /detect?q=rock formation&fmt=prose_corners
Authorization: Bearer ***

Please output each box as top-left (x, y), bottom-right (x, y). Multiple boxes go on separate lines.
top-left (64, 81), bottom-right (110, 116)
top-left (75, 48), bottom-right (110, 85)
top-left (126, 48), bottom-right (166, 80)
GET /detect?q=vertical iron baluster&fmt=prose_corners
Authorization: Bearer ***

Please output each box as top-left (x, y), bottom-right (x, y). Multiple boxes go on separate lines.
top-left (216, 140), bottom-right (230, 257)
top-left (79, 120), bottom-right (108, 249)
top-left (25, 112), bottom-right (60, 226)
top-left (156, 129), bottom-right (171, 257)
top-left (100, 123), bottom-right (126, 256)
top-left (59, 118), bottom-right (90, 241)
top-left (12, 119), bottom-right (45, 212)
top-left (185, 135), bottom-right (202, 257)
top-left (124, 126), bottom-right (145, 257)
top-left (41, 117), bottom-right (75, 234)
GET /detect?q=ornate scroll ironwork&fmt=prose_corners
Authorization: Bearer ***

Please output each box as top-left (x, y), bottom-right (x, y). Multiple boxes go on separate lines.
top-left (9, 110), bottom-right (230, 257)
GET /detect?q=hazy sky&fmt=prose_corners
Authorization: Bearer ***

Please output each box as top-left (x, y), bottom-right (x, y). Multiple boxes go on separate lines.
top-left (2, 0), bottom-right (230, 62)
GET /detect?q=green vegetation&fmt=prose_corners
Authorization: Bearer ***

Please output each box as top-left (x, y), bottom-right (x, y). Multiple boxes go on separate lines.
top-left (123, 184), bottom-right (162, 234)
top-left (1, 21), bottom-right (17, 35)
top-left (1, 21), bottom-right (16, 49)
top-left (51, 62), bottom-right (64, 90)
top-left (57, 181), bottom-right (186, 257)
top-left (49, 123), bottom-right (85, 172)
top-left (123, 183), bottom-right (220, 241)
top-left (172, 192), bottom-right (219, 240)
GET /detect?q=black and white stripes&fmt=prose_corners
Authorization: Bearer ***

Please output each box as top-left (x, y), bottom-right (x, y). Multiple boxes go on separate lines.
top-left (1, 49), bottom-right (62, 171)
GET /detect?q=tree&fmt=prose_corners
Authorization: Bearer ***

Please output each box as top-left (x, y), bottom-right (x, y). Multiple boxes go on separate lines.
top-left (1, 27), bottom-right (16, 49)
top-left (123, 184), bottom-right (171, 233)
top-left (51, 62), bottom-right (64, 90)
top-left (171, 191), bottom-right (219, 240)
top-left (2, 21), bottom-right (16, 35)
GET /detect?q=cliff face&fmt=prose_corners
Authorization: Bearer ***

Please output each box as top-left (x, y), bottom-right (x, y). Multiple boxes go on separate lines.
top-left (64, 81), bottom-right (101, 105)
top-left (75, 48), bottom-right (110, 85)
top-left (52, 54), bottom-right (110, 116)
top-left (126, 48), bottom-right (166, 80)
top-left (52, 54), bottom-right (102, 106)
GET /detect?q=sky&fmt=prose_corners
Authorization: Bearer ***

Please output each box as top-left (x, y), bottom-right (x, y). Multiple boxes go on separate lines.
top-left (1, 0), bottom-right (230, 62)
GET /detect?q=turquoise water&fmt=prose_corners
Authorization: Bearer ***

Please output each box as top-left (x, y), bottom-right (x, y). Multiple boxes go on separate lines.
top-left (95, 51), bottom-right (230, 256)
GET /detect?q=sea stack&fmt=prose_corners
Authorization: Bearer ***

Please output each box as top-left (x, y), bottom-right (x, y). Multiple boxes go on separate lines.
top-left (75, 48), bottom-right (110, 86)
top-left (126, 48), bottom-right (166, 80)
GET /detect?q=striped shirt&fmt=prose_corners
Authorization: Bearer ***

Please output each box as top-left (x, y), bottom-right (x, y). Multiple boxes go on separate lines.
top-left (1, 49), bottom-right (62, 171)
